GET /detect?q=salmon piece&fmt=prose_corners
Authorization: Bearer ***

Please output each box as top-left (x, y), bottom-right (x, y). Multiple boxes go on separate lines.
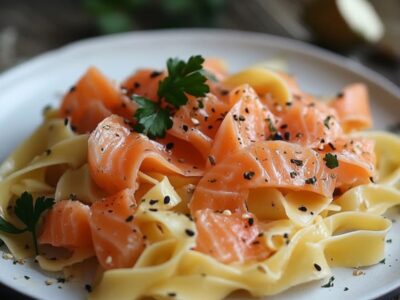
top-left (326, 137), bottom-right (375, 189)
top-left (121, 69), bottom-right (166, 101)
top-left (39, 200), bottom-right (93, 250)
top-left (168, 93), bottom-right (231, 159)
top-left (208, 85), bottom-right (276, 166)
top-left (204, 58), bottom-right (228, 81)
top-left (190, 141), bottom-right (336, 213)
top-left (60, 67), bottom-right (134, 133)
top-left (329, 83), bottom-right (372, 132)
top-left (273, 97), bottom-right (342, 148)
top-left (90, 189), bottom-right (144, 270)
top-left (88, 115), bottom-right (204, 195)
top-left (195, 209), bottom-right (271, 263)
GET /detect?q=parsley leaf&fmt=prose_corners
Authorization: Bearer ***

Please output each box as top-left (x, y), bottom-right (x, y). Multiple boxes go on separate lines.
top-left (133, 96), bottom-right (173, 139)
top-left (0, 192), bottom-right (54, 254)
top-left (324, 153), bottom-right (339, 169)
top-left (158, 55), bottom-right (209, 107)
top-left (133, 55), bottom-right (209, 138)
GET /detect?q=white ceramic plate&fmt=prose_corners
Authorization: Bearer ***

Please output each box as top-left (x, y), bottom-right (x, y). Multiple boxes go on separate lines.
top-left (0, 29), bottom-right (399, 300)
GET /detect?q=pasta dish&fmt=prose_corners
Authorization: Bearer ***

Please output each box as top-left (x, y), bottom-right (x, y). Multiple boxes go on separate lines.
top-left (0, 56), bottom-right (399, 300)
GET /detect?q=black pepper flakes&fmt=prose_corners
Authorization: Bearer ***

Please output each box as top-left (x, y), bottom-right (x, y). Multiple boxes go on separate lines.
top-left (182, 125), bottom-right (189, 132)
top-left (24, 276), bottom-right (30, 280)
top-left (305, 176), bottom-right (317, 185)
top-left (185, 229), bottom-right (195, 237)
top-left (298, 206), bottom-right (307, 212)
top-left (208, 155), bottom-right (216, 166)
top-left (243, 171), bottom-right (255, 180)
top-left (290, 159), bottom-right (303, 166)
top-left (165, 142), bottom-right (174, 150)
top-left (167, 292), bottom-right (177, 297)
top-left (248, 218), bottom-right (254, 226)
top-left (125, 215), bottom-right (134, 222)
top-left (64, 118), bottom-right (69, 126)
top-left (150, 70), bottom-right (162, 78)
top-left (328, 142), bottom-right (336, 150)
top-left (289, 171), bottom-right (298, 178)
top-left (314, 263), bottom-right (322, 271)
top-left (149, 199), bottom-right (158, 205)
top-left (149, 208), bottom-right (158, 212)
top-left (69, 85), bottom-right (76, 93)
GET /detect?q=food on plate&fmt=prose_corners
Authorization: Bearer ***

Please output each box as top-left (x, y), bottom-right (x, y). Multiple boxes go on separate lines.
top-left (0, 55), bottom-right (399, 300)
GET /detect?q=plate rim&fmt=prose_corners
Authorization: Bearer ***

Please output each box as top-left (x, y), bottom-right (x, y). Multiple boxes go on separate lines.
top-left (0, 28), bottom-right (399, 97)
top-left (0, 28), bottom-right (399, 300)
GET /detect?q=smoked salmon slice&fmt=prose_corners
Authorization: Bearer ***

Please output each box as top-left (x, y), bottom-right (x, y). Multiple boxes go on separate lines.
top-left (273, 96), bottom-right (342, 148)
top-left (89, 188), bottom-right (144, 270)
top-left (121, 69), bottom-right (166, 101)
top-left (329, 83), bottom-right (372, 132)
top-left (39, 200), bottom-right (93, 250)
top-left (190, 141), bottom-right (336, 214)
top-left (208, 84), bottom-right (277, 166)
top-left (88, 115), bottom-right (204, 195)
top-left (60, 67), bottom-right (134, 133)
top-left (195, 209), bottom-right (271, 263)
top-left (325, 137), bottom-right (375, 189)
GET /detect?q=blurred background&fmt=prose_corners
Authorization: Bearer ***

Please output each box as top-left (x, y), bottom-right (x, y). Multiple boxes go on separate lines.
top-left (0, 0), bottom-right (399, 85)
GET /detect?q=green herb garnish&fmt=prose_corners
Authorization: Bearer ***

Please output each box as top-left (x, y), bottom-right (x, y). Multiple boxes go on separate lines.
top-left (321, 276), bottom-right (335, 288)
top-left (0, 192), bottom-right (54, 254)
top-left (323, 115), bottom-right (333, 129)
top-left (324, 153), bottom-right (339, 169)
top-left (133, 55), bottom-right (209, 138)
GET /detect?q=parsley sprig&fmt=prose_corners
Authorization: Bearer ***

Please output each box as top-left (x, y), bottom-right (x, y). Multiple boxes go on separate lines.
top-left (0, 192), bottom-right (54, 254)
top-left (133, 55), bottom-right (210, 138)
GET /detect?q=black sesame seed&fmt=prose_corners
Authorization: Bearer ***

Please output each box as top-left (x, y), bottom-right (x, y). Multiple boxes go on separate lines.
top-left (150, 71), bottom-right (162, 78)
top-left (125, 215), bottom-right (134, 222)
top-left (149, 199), bottom-right (158, 205)
top-left (149, 208), bottom-right (158, 212)
top-left (163, 196), bottom-right (171, 204)
top-left (298, 206), bottom-right (307, 212)
top-left (243, 171), bottom-right (255, 180)
top-left (305, 176), bottom-right (317, 185)
top-left (185, 229), bottom-right (195, 237)
top-left (314, 263), bottom-right (322, 271)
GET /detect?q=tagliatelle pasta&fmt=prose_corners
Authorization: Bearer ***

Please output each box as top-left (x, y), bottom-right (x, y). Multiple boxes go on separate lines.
top-left (0, 56), bottom-right (399, 300)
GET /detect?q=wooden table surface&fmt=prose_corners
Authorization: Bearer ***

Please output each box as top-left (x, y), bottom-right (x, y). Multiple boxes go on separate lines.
top-left (0, 0), bottom-right (398, 299)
